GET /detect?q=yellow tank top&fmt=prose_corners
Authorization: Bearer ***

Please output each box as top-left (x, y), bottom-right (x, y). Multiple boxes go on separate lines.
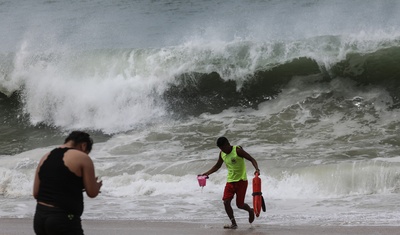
top-left (221, 146), bottom-right (247, 182)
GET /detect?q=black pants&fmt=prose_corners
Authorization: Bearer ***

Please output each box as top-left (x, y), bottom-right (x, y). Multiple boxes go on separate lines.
top-left (33, 204), bottom-right (84, 235)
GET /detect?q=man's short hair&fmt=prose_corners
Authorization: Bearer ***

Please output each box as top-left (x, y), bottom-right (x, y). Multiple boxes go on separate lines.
top-left (216, 137), bottom-right (229, 147)
top-left (64, 131), bottom-right (94, 153)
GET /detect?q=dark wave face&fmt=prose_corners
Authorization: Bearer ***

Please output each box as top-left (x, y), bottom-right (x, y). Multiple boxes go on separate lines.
top-left (164, 46), bottom-right (400, 116)
top-left (331, 47), bottom-right (400, 107)
top-left (163, 57), bottom-right (321, 116)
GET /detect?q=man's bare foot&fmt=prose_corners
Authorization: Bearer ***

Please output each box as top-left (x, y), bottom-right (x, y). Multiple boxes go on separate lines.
top-left (249, 208), bottom-right (255, 223)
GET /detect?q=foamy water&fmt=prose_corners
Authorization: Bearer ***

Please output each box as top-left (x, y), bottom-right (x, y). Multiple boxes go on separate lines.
top-left (1, 0), bottom-right (400, 226)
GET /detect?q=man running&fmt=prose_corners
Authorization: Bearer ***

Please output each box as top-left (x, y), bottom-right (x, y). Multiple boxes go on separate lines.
top-left (201, 136), bottom-right (260, 229)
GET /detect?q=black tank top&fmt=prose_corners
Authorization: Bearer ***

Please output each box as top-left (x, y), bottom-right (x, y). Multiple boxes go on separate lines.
top-left (37, 148), bottom-right (84, 215)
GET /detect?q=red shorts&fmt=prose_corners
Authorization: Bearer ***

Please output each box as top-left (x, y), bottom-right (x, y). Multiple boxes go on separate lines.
top-left (222, 180), bottom-right (248, 207)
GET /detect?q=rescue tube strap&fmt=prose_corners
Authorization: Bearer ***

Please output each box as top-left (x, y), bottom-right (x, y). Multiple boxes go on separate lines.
top-left (252, 192), bottom-right (262, 196)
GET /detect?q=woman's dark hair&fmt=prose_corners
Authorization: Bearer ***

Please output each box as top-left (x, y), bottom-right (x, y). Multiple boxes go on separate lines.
top-left (216, 136), bottom-right (229, 147)
top-left (64, 131), bottom-right (94, 153)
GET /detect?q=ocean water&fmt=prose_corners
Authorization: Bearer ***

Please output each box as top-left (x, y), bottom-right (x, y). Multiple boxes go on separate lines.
top-left (2, 0), bottom-right (400, 226)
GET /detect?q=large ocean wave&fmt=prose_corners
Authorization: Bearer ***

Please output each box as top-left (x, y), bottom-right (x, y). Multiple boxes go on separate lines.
top-left (1, 35), bottom-right (400, 133)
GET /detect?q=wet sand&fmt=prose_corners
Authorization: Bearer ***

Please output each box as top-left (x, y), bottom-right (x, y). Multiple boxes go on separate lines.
top-left (0, 218), bottom-right (399, 235)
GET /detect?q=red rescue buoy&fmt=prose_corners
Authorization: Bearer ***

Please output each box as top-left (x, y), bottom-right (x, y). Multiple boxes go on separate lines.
top-left (252, 172), bottom-right (265, 217)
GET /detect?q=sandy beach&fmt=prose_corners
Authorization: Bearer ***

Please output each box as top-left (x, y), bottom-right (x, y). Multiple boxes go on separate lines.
top-left (1, 218), bottom-right (399, 235)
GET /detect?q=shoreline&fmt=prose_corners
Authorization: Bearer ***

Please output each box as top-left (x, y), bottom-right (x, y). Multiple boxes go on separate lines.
top-left (1, 218), bottom-right (400, 235)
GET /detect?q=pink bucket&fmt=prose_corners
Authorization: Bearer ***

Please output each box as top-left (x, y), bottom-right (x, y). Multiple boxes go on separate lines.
top-left (197, 175), bottom-right (208, 187)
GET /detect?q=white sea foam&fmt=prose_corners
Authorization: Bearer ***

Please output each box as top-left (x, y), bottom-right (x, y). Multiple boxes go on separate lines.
top-left (2, 0), bottom-right (400, 226)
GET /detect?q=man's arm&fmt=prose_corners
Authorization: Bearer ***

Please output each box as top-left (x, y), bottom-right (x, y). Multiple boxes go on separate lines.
top-left (81, 154), bottom-right (102, 198)
top-left (237, 147), bottom-right (260, 175)
top-left (32, 154), bottom-right (49, 199)
top-left (201, 153), bottom-right (224, 176)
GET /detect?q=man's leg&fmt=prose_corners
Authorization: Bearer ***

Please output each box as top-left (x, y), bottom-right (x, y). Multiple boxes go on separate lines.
top-left (237, 202), bottom-right (254, 223)
top-left (223, 198), bottom-right (237, 227)
top-left (222, 183), bottom-right (237, 228)
top-left (236, 180), bottom-right (255, 223)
